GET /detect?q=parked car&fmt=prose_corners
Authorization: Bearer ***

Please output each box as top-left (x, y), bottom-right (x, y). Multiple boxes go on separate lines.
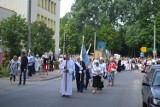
top-left (142, 66), bottom-right (160, 107)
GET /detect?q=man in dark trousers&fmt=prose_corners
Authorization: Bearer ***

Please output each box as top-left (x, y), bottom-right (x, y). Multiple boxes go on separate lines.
top-left (19, 52), bottom-right (28, 85)
top-left (49, 53), bottom-right (55, 72)
top-left (75, 56), bottom-right (86, 93)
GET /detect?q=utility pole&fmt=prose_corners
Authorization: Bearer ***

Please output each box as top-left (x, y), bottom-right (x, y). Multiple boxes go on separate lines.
top-left (153, 21), bottom-right (156, 58)
top-left (27, 0), bottom-right (31, 52)
top-left (63, 30), bottom-right (65, 57)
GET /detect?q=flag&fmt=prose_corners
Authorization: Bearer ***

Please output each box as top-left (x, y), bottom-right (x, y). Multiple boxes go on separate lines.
top-left (80, 43), bottom-right (90, 67)
top-left (96, 42), bottom-right (107, 55)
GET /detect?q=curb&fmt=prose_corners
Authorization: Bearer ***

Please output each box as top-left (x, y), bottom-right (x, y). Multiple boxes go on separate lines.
top-left (27, 75), bottom-right (61, 82)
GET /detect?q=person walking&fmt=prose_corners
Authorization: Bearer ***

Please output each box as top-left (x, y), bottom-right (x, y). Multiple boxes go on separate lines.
top-left (59, 54), bottom-right (75, 97)
top-left (92, 60), bottom-right (103, 94)
top-left (27, 52), bottom-right (34, 77)
top-left (49, 53), bottom-right (55, 72)
top-left (35, 54), bottom-right (41, 73)
top-left (75, 56), bottom-right (86, 93)
top-left (117, 58), bottom-right (122, 72)
top-left (8, 55), bottom-right (18, 84)
top-left (107, 58), bottom-right (117, 86)
top-left (99, 57), bottom-right (106, 90)
top-left (19, 52), bottom-right (28, 85)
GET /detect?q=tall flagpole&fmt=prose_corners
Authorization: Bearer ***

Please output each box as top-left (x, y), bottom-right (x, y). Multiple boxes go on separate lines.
top-left (87, 43), bottom-right (91, 54)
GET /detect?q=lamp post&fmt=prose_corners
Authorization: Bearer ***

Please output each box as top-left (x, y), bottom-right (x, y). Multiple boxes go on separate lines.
top-left (27, 0), bottom-right (31, 52)
top-left (153, 21), bottom-right (156, 58)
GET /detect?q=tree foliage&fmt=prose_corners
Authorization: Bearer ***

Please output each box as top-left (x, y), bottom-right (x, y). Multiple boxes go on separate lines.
top-left (31, 21), bottom-right (55, 55)
top-left (0, 15), bottom-right (55, 58)
top-left (0, 14), bottom-right (27, 58)
top-left (60, 0), bottom-right (160, 57)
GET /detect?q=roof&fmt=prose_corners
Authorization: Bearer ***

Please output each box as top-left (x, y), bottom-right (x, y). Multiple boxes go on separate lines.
top-left (0, 6), bottom-right (16, 13)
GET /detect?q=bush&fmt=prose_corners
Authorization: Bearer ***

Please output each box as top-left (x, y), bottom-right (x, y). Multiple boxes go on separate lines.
top-left (0, 64), bottom-right (9, 77)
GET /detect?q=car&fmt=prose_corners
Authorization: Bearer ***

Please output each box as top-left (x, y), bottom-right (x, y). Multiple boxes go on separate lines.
top-left (142, 68), bottom-right (160, 107)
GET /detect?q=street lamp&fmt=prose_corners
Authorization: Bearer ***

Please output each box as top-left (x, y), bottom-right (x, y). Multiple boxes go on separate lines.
top-left (151, 14), bottom-right (156, 58)
top-left (63, 24), bottom-right (67, 57)
top-left (153, 20), bottom-right (156, 58)
top-left (27, 0), bottom-right (31, 52)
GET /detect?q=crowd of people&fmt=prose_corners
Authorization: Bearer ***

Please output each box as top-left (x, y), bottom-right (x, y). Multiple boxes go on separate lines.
top-left (8, 52), bottom-right (56, 85)
top-left (59, 55), bottom-right (160, 98)
top-left (7, 51), bottom-right (160, 98)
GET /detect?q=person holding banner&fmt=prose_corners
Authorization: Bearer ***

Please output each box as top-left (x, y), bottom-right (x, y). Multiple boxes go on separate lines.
top-left (59, 55), bottom-right (75, 98)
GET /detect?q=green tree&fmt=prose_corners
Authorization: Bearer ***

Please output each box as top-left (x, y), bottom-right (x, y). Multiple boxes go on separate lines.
top-left (31, 21), bottom-right (55, 55)
top-left (0, 14), bottom-right (27, 59)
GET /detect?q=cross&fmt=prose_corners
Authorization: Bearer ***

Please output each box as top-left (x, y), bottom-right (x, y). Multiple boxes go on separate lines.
top-left (82, 35), bottom-right (85, 42)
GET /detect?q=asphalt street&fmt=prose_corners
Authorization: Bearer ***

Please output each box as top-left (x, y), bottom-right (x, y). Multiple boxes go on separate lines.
top-left (0, 70), bottom-right (143, 107)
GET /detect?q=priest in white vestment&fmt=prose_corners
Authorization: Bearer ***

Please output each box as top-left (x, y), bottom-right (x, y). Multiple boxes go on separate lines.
top-left (60, 56), bottom-right (75, 97)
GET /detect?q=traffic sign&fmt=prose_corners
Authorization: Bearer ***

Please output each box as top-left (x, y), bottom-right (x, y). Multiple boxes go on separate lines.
top-left (140, 52), bottom-right (144, 57)
top-left (141, 47), bottom-right (147, 52)
top-left (152, 49), bottom-right (157, 53)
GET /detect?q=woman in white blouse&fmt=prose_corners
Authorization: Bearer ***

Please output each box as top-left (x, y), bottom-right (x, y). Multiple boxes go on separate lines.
top-left (92, 60), bottom-right (103, 94)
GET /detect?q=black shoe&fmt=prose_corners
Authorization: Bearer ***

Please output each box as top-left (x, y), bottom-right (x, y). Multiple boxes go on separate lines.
top-left (62, 95), bottom-right (66, 97)
top-left (23, 83), bottom-right (25, 85)
top-left (80, 90), bottom-right (83, 93)
top-left (66, 95), bottom-right (70, 98)
top-left (18, 83), bottom-right (21, 85)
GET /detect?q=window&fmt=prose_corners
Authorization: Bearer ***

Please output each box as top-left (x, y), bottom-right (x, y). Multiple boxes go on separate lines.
top-left (54, 3), bottom-right (56, 15)
top-left (48, 19), bottom-right (51, 28)
top-left (51, 20), bottom-right (53, 29)
top-left (48, 0), bottom-right (51, 11)
top-left (41, 16), bottom-right (44, 21)
top-left (45, 17), bottom-right (47, 24)
top-left (42, 0), bottom-right (45, 8)
top-left (53, 21), bottom-right (56, 31)
top-left (38, 0), bottom-right (41, 7)
top-left (51, 1), bottom-right (53, 13)
top-left (45, 0), bottom-right (48, 10)
top-left (37, 14), bottom-right (41, 21)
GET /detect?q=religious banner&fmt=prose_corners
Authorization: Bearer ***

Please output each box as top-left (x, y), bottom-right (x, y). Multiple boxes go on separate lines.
top-left (96, 42), bottom-right (106, 55)
top-left (94, 50), bottom-right (103, 59)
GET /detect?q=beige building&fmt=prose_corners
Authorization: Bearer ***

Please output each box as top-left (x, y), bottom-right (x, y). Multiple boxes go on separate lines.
top-left (0, 0), bottom-right (60, 54)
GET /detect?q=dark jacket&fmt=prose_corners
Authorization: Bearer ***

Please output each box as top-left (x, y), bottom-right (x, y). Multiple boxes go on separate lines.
top-left (21, 56), bottom-right (28, 70)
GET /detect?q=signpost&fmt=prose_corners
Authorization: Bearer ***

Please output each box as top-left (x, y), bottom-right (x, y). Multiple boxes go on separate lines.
top-left (153, 49), bottom-right (157, 57)
top-left (140, 47), bottom-right (147, 57)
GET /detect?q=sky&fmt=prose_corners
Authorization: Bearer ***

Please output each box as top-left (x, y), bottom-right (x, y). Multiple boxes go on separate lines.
top-left (60, 0), bottom-right (75, 18)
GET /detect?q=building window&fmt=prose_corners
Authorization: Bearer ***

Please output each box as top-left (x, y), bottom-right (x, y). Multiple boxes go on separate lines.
top-left (54, 3), bottom-right (56, 15)
top-left (41, 16), bottom-right (44, 21)
top-left (45, 17), bottom-right (47, 25)
top-left (48, 19), bottom-right (50, 28)
top-left (51, 1), bottom-right (53, 13)
top-left (48, 0), bottom-right (51, 11)
top-left (51, 20), bottom-right (53, 30)
top-left (42, 0), bottom-right (45, 8)
top-left (53, 21), bottom-right (56, 31)
top-left (38, 0), bottom-right (41, 7)
top-left (37, 14), bottom-right (41, 21)
top-left (45, 0), bottom-right (48, 10)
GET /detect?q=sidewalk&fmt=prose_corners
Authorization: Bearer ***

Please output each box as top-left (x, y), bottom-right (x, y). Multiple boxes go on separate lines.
top-left (0, 70), bottom-right (61, 94)
top-left (23, 70), bottom-right (61, 82)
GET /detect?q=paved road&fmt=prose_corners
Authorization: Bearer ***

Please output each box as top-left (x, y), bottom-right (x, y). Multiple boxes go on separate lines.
top-left (0, 70), bottom-right (143, 107)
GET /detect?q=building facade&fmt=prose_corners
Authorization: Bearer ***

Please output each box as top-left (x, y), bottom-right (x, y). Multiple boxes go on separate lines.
top-left (0, 0), bottom-right (60, 54)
